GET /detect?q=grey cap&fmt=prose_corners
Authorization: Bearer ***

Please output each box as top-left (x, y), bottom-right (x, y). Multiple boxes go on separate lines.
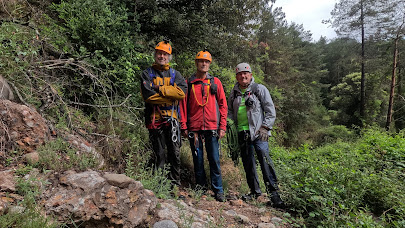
top-left (235, 63), bottom-right (252, 74)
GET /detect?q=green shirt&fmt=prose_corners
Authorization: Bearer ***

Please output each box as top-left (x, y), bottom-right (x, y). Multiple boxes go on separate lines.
top-left (237, 88), bottom-right (249, 131)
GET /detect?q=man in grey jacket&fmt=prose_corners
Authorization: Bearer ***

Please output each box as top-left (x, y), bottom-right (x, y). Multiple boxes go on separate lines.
top-left (227, 63), bottom-right (284, 208)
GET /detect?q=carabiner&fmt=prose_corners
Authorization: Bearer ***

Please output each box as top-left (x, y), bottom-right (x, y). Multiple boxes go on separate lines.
top-left (172, 133), bottom-right (178, 143)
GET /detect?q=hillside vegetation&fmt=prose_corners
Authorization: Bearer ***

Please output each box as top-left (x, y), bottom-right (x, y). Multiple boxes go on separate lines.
top-left (0, 0), bottom-right (404, 227)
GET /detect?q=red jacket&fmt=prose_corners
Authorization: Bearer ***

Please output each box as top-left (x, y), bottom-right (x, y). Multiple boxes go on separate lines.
top-left (180, 73), bottom-right (227, 132)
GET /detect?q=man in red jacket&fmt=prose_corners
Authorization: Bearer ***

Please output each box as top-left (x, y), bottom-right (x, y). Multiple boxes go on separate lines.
top-left (180, 50), bottom-right (227, 202)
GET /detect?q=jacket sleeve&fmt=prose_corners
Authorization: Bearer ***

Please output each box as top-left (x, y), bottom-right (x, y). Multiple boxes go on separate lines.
top-left (215, 78), bottom-right (228, 131)
top-left (141, 69), bottom-right (186, 105)
top-left (140, 70), bottom-right (157, 102)
top-left (258, 84), bottom-right (276, 129)
top-left (158, 71), bottom-right (186, 100)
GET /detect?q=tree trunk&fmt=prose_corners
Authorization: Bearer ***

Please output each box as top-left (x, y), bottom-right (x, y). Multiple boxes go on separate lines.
top-left (386, 37), bottom-right (399, 130)
top-left (360, 0), bottom-right (366, 124)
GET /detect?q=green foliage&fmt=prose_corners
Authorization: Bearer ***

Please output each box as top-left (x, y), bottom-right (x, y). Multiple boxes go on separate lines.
top-left (4, 0), bottom-right (405, 226)
top-left (122, 123), bottom-right (172, 199)
top-left (329, 72), bottom-right (389, 128)
top-left (125, 149), bottom-right (172, 199)
top-left (312, 125), bottom-right (356, 146)
top-left (274, 128), bottom-right (405, 227)
top-left (209, 63), bottom-right (237, 96)
top-left (0, 21), bottom-right (42, 105)
top-left (0, 22), bottom-right (39, 75)
top-left (329, 72), bottom-right (362, 126)
top-left (36, 137), bottom-right (98, 172)
top-left (53, 0), bottom-right (138, 59)
top-left (39, 14), bottom-right (74, 54)
top-left (0, 174), bottom-right (59, 228)
top-left (0, 210), bottom-right (58, 228)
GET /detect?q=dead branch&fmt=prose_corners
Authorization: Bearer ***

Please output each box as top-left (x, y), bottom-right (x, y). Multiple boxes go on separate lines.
top-left (7, 80), bottom-right (34, 109)
top-left (68, 94), bottom-right (133, 108)
top-left (37, 58), bottom-right (117, 134)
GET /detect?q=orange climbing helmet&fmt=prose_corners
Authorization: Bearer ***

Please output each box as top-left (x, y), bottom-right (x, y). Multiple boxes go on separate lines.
top-left (155, 41), bottom-right (172, 55)
top-left (195, 50), bottom-right (212, 62)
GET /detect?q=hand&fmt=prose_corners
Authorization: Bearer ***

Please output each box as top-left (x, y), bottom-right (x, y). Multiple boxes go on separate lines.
top-left (181, 129), bottom-right (188, 138)
top-left (257, 126), bottom-right (269, 142)
top-left (219, 129), bottom-right (226, 139)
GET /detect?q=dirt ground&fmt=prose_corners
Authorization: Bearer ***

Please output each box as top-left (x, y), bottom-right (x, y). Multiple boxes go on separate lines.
top-left (155, 187), bottom-right (291, 227)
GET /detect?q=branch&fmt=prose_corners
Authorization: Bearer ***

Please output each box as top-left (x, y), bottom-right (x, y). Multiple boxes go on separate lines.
top-left (67, 94), bottom-right (133, 108)
top-left (37, 58), bottom-right (117, 134)
top-left (112, 117), bottom-right (137, 127)
top-left (6, 81), bottom-right (34, 108)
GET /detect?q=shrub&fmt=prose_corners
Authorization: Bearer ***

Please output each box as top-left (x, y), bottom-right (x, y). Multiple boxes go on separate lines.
top-left (36, 137), bottom-right (98, 172)
top-left (273, 128), bottom-right (405, 227)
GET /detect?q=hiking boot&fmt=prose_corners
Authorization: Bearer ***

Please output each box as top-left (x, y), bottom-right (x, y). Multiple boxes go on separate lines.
top-left (241, 192), bottom-right (262, 201)
top-left (215, 193), bottom-right (225, 202)
top-left (270, 191), bottom-right (285, 209)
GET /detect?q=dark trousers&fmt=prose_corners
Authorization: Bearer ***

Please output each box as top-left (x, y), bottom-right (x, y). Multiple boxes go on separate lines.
top-left (149, 126), bottom-right (181, 186)
top-left (238, 131), bottom-right (278, 195)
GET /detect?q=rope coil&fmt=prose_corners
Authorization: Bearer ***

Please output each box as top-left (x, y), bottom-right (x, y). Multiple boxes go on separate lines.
top-left (226, 119), bottom-right (240, 166)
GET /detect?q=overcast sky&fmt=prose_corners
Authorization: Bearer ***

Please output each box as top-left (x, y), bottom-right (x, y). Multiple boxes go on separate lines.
top-left (273, 0), bottom-right (338, 41)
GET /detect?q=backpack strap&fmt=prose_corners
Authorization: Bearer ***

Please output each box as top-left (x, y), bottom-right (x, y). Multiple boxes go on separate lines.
top-left (169, 68), bottom-right (176, 85)
top-left (147, 67), bottom-right (156, 86)
top-left (187, 76), bottom-right (217, 97)
top-left (232, 82), bottom-right (259, 102)
top-left (147, 67), bottom-right (176, 86)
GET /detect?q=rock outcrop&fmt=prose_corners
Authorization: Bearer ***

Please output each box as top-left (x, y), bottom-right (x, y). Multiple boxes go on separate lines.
top-left (0, 75), bottom-right (14, 101)
top-left (41, 170), bottom-right (157, 228)
top-left (0, 100), bottom-right (49, 154)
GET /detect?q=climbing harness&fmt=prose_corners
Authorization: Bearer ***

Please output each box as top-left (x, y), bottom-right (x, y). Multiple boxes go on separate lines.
top-left (188, 130), bottom-right (220, 156)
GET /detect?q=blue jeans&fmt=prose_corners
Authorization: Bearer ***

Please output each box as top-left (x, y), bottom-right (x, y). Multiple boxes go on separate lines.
top-left (238, 131), bottom-right (278, 195)
top-left (189, 130), bottom-right (224, 195)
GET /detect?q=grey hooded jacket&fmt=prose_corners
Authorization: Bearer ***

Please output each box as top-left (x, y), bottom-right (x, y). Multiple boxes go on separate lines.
top-left (227, 77), bottom-right (276, 141)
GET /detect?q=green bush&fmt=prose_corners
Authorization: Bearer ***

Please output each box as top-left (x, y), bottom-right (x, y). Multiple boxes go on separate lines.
top-left (52, 0), bottom-right (138, 59)
top-left (125, 146), bottom-right (172, 199)
top-left (273, 128), bottom-right (405, 227)
top-left (312, 125), bottom-right (355, 146)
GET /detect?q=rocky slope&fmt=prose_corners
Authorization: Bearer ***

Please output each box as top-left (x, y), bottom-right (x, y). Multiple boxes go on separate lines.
top-left (0, 99), bottom-right (289, 227)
